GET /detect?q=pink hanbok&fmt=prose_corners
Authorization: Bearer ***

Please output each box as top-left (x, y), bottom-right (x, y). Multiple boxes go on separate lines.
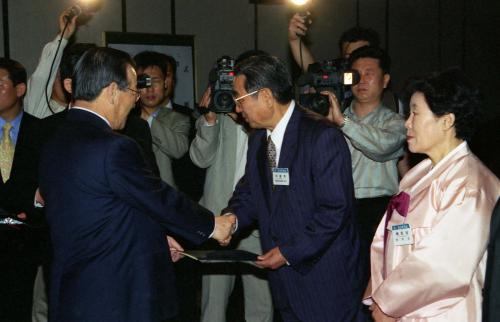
top-left (365, 142), bottom-right (500, 321)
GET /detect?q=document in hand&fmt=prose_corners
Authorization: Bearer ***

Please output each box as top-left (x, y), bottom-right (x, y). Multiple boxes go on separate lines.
top-left (181, 249), bottom-right (259, 263)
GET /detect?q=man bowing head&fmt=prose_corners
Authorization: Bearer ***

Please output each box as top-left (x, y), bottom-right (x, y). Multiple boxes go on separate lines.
top-left (223, 55), bottom-right (365, 322)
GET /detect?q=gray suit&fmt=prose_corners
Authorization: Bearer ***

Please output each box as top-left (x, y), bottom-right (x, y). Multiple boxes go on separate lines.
top-left (151, 107), bottom-right (190, 188)
top-left (190, 114), bottom-right (273, 322)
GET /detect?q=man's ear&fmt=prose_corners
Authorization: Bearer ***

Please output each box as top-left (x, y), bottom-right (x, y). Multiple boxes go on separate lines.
top-left (15, 83), bottom-right (26, 98)
top-left (107, 82), bottom-right (119, 105)
top-left (260, 88), bottom-right (273, 108)
top-left (63, 78), bottom-right (72, 94)
top-left (383, 73), bottom-right (391, 89)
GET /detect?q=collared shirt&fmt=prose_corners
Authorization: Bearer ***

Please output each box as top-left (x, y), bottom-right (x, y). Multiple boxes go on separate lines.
top-left (0, 110), bottom-right (23, 145)
top-left (266, 100), bottom-right (295, 165)
top-left (71, 106), bottom-right (111, 128)
top-left (146, 107), bottom-right (161, 127)
top-left (144, 101), bottom-right (174, 127)
top-left (341, 103), bottom-right (406, 199)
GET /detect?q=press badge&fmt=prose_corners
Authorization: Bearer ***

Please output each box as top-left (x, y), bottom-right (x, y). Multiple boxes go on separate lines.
top-left (391, 223), bottom-right (413, 246)
top-left (272, 168), bottom-right (290, 186)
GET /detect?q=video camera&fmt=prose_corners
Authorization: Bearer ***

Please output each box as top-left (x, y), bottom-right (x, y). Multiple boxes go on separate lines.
top-left (297, 59), bottom-right (359, 115)
top-left (137, 74), bottom-right (152, 89)
top-left (208, 56), bottom-right (236, 113)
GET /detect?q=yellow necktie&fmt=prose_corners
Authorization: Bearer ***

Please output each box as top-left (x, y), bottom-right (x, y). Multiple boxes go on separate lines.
top-left (0, 122), bottom-right (14, 181)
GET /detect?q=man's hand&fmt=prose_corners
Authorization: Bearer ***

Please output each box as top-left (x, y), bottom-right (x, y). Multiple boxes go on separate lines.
top-left (212, 214), bottom-right (236, 246)
top-left (199, 87), bottom-right (217, 125)
top-left (370, 303), bottom-right (397, 322)
top-left (59, 7), bottom-right (79, 39)
top-left (288, 13), bottom-right (311, 42)
top-left (166, 235), bottom-right (184, 263)
top-left (321, 91), bottom-right (345, 126)
top-left (255, 247), bottom-right (287, 270)
top-left (35, 188), bottom-right (45, 207)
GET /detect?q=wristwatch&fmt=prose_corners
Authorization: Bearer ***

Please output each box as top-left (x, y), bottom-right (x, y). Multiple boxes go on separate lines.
top-left (339, 115), bottom-right (349, 129)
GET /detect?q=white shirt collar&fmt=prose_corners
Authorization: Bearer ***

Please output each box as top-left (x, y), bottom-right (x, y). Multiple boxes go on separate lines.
top-left (71, 106), bottom-right (111, 127)
top-left (266, 100), bottom-right (295, 164)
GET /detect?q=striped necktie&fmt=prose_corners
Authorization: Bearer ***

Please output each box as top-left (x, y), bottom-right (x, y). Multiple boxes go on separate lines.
top-left (0, 122), bottom-right (14, 182)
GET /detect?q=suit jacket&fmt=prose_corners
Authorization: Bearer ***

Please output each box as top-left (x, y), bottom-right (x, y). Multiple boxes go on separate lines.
top-left (150, 106), bottom-right (190, 188)
top-left (226, 106), bottom-right (363, 322)
top-left (367, 143), bottom-right (500, 321)
top-left (483, 199), bottom-right (500, 322)
top-left (0, 112), bottom-right (44, 321)
top-left (42, 109), bottom-right (160, 177)
top-left (39, 109), bottom-right (214, 322)
top-left (1, 112), bottom-right (42, 219)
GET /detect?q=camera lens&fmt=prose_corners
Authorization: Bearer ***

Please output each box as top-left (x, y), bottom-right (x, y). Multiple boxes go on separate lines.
top-left (212, 91), bottom-right (235, 113)
top-left (299, 93), bottom-right (329, 116)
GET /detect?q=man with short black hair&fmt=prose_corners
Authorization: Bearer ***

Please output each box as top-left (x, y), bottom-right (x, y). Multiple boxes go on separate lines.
top-left (0, 57), bottom-right (44, 322)
top-left (288, 13), bottom-right (402, 114)
top-left (134, 51), bottom-right (191, 189)
top-left (323, 46), bottom-right (406, 286)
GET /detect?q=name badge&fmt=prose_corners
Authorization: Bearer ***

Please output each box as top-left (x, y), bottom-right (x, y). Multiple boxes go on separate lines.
top-left (391, 223), bottom-right (413, 246)
top-left (272, 168), bottom-right (289, 186)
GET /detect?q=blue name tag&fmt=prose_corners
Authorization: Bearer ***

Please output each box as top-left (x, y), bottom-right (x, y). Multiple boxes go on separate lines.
top-left (272, 168), bottom-right (289, 186)
top-left (391, 223), bottom-right (413, 246)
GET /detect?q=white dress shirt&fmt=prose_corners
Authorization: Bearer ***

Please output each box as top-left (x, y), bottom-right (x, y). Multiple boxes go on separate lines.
top-left (266, 100), bottom-right (295, 165)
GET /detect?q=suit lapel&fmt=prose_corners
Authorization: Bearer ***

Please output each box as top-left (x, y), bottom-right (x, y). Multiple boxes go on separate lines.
top-left (270, 108), bottom-right (301, 216)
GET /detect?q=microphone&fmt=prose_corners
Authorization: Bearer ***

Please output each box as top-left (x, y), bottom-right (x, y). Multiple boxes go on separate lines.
top-left (65, 5), bottom-right (82, 22)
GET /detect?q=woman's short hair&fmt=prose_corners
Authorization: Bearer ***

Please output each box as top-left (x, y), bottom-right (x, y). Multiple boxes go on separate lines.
top-left (405, 68), bottom-right (481, 141)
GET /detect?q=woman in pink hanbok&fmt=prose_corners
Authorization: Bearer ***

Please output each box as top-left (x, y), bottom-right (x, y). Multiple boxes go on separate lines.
top-left (364, 69), bottom-right (500, 322)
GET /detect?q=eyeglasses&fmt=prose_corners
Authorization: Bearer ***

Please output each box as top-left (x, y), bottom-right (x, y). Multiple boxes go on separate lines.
top-left (127, 87), bottom-right (141, 101)
top-left (233, 89), bottom-right (262, 105)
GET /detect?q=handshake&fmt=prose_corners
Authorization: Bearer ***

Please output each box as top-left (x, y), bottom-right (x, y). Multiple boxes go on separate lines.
top-left (212, 214), bottom-right (237, 246)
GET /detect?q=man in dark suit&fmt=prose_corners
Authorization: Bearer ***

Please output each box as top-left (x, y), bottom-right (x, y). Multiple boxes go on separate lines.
top-left (38, 47), bottom-right (235, 322)
top-left (483, 199), bottom-right (500, 322)
top-left (223, 55), bottom-right (364, 321)
top-left (0, 57), bottom-right (44, 322)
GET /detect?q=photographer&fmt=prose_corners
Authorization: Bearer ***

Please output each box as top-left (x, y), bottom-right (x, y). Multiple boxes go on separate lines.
top-left (288, 13), bottom-right (379, 70)
top-left (288, 13), bottom-right (402, 115)
top-left (322, 46), bottom-right (406, 284)
top-left (133, 51), bottom-right (191, 189)
top-left (190, 52), bottom-right (273, 322)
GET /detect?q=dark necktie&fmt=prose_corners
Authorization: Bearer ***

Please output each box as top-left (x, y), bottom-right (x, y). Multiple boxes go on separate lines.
top-left (267, 136), bottom-right (276, 169)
